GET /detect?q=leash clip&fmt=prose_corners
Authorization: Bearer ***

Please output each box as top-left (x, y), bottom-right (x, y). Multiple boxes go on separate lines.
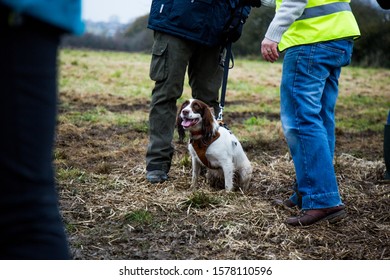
top-left (217, 104), bottom-right (224, 122)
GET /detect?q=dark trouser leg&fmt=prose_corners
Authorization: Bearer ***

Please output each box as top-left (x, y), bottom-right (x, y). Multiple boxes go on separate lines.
top-left (385, 122), bottom-right (390, 179)
top-left (0, 14), bottom-right (70, 259)
top-left (146, 32), bottom-right (193, 172)
top-left (188, 45), bottom-right (224, 116)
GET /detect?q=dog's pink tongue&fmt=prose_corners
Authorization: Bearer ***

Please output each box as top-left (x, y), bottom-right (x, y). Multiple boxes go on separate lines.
top-left (181, 119), bottom-right (193, 128)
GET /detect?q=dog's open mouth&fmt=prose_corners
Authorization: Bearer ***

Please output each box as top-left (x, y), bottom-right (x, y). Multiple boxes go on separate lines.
top-left (181, 117), bottom-right (200, 129)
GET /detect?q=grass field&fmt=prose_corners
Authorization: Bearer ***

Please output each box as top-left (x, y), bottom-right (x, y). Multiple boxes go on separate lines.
top-left (57, 49), bottom-right (390, 259)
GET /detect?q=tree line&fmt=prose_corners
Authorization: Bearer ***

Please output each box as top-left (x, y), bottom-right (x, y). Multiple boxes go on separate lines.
top-left (62, 1), bottom-right (390, 68)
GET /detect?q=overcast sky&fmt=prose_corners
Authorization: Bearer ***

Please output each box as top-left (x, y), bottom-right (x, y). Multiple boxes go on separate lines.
top-left (82, 0), bottom-right (387, 23)
top-left (83, 0), bottom-right (152, 23)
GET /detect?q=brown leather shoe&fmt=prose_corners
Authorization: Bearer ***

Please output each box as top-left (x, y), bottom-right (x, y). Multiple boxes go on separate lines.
top-left (285, 205), bottom-right (346, 226)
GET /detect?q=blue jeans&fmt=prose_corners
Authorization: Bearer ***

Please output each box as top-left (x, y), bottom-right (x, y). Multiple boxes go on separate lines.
top-left (280, 39), bottom-right (353, 210)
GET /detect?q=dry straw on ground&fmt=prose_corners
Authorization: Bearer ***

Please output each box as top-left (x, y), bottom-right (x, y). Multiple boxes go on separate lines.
top-left (56, 116), bottom-right (389, 260)
top-left (56, 50), bottom-right (390, 260)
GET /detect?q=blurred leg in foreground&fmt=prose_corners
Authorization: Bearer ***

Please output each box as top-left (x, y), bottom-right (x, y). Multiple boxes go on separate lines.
top-left (0, 7), bottom-right (70, 259)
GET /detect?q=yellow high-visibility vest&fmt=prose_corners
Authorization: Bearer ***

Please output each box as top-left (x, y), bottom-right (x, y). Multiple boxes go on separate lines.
top-left (276, 0), bottom-right (361, 51)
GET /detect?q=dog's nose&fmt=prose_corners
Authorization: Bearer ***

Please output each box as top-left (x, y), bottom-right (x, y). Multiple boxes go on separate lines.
top-left (182, 109), bottom-right (189, 116)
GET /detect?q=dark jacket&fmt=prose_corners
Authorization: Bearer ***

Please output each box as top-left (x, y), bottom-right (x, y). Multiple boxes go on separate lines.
top-left (377, 0), bottom-right (390, 10)
top-left (147, 0), bottom-right (251, 46)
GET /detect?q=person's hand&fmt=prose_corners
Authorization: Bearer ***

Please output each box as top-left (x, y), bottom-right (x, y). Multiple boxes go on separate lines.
top-left (261, 38), bottom-right (279, 63)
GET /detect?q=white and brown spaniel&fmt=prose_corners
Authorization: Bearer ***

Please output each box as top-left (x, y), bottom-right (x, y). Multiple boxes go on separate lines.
top-left (177, 99), bottom-right (252, 191)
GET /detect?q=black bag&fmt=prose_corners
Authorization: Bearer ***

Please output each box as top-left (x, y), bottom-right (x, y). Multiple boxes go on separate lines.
top-left (222, 5), bottom-right (251, 43)
top-left (377, 0), bottom-right (390, 10)
top-left (221, 0), bottom-right (261, 44)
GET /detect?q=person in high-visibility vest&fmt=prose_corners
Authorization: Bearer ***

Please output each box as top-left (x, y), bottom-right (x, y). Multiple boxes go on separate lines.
top-left (261, 0), bottom-right (360, 226)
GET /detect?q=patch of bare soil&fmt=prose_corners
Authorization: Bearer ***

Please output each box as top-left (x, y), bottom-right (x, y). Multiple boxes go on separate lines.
top-left (56, 94), bottom-right (389, 260)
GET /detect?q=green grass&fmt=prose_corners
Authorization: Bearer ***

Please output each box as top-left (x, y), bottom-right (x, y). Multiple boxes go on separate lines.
top-left (124, 209), bottom-right (153, 226)
top-left (57, 167), bottom-right (86, 183)
top-left (59, 49), bottom-right (152, 97)
top-left (59, 106), bottom-right (148, 131)
top-left (177, 153), bottom-right (192, 169)
top-left (338, 93), bottom-right (389, 132)
top-left (184, 191), bottom-right (221, 209)
top-left (244, 116), bottom-right (272, 127)
top-left (59, 49), bottom-right (390, 140)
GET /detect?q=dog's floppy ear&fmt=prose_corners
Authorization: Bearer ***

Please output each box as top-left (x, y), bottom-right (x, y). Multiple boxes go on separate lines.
top-left (176, 102), bottom-right (187, 143)
top-left (199, 102), bottom-right (215, 142)
top-left (176, 115), bottom-right (186, 143)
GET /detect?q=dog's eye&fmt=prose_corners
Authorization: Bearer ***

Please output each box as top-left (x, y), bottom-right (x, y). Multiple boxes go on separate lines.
top-left (193, 104), bottom-right (200, 111)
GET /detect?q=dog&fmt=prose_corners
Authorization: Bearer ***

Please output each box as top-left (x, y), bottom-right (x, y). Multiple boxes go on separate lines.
top-left (177, 99), bottom-right (252, 191)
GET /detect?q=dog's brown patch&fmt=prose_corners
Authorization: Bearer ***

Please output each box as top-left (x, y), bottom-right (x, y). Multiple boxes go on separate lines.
top-left (190, 131), bottom-right (220, 169)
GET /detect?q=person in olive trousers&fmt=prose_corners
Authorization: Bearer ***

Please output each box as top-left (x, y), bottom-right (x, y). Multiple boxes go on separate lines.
top-left (145, 0), bottom-right (254, 183)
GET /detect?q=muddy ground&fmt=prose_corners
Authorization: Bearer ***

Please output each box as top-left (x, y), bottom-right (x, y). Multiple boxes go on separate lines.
top-left (55, 92), bottom-right (389, 260)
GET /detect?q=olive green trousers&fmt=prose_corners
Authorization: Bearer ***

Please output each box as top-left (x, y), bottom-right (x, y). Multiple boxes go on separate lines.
top-left (146, 31), bottom-right (224, 173)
